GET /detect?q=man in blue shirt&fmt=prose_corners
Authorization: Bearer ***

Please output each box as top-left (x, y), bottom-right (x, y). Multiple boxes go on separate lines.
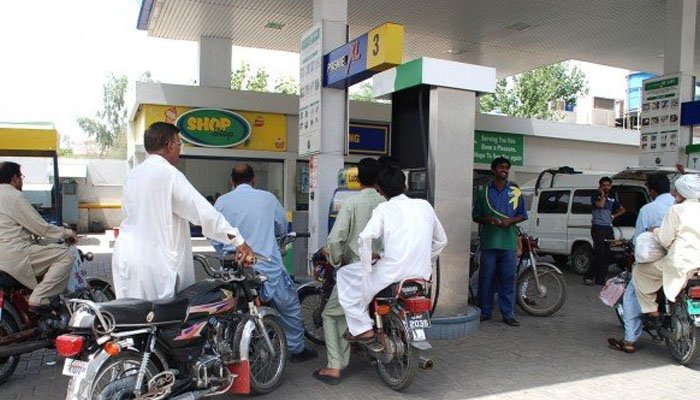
top-left (212, 163), bottom-right (317, 362)
top-left (472, 157), bottom-right (528, 326)
top-left (584, 176), bottom-right (626, 286)
top-left (608, 173), bottom-right (674, 353)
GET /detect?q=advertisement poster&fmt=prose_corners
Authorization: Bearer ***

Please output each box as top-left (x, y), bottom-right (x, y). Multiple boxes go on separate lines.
top-left (299, 24), bottom-right (323, 157)
top-left (639, 73), bottom-right (694, 166)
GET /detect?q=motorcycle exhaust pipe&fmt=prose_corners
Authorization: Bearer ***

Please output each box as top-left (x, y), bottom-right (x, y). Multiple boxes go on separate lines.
top-left (419, 355), bottom-right (433, 370)
top-left (0, 338), bottom-right (52, 358)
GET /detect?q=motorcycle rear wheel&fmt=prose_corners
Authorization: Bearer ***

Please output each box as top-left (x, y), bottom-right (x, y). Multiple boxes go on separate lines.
top-left (0, 313), bottom-right (20, 384)
top-left (665, 298), bottom-right (700, 366)
top-left (90, 351), bottom-right (161, 399)
top-left (298, 286), bottom-right (326, 345)
top-left (375, 311), bottom-right (419, 391)
top-left (516, 262), bottom-right (566, 317)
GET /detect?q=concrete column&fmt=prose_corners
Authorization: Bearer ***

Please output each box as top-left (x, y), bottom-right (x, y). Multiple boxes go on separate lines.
top-left (198, 36), bottom-right (232, 88)
top-left (663, 0), bottom-right (697, 75)
top-left (307, 0), bottom-right (348, 254)
top-left (428, 87), bottom-right (475, 317)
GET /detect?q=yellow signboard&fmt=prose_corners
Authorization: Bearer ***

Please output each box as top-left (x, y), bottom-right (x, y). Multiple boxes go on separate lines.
top-left (139, 105), bottom-right (287, 152)
top-left (367, 23), bottom-right (405, 72)
top-left (0, 123), bottom-right (59, 153)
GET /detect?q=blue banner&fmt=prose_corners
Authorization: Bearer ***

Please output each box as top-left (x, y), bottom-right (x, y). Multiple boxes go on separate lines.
top-left (681, 101), bottom-right (700, 126)
top-left (348, 123), bottom-right (389, 155)
top-left (324, 35), bottom-right (373, 89)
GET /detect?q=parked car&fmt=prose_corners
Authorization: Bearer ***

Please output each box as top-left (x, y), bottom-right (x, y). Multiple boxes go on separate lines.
top-left (518, 166), bottom-right (693, 274)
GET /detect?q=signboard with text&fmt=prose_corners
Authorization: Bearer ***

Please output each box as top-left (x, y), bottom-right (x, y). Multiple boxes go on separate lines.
top-left (299, 24), bottom-right (323, 156)
top-left (324, 23), bottom-right (404, 89)
top-left (348, 123), bottom-right (389, 155)
top-left (473, 130), bottom-right (524, 166)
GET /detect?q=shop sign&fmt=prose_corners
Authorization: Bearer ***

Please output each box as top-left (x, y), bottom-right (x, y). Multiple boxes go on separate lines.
top-left (324, 23), bottom-right (404, 89)
top-left (175, 108), bottom-right (251, 148)
top-left (473, 130), bottom-right (524, 166)
top-left (348, 123), bottom-right (389, 155)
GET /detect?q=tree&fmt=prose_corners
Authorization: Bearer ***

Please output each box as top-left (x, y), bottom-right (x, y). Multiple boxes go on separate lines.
top-left (230, 61), bottom-right (250, 90)
top-left (273, 76), bottom-right (299, 95)
top-left (349, 82), bottom-right (375, 102)
top-left (58, 135), bottom-right (74, 158)
top-left (76, 73), bottom-right (128, 158)
top-left (479, 62), bottom-right (589, 121)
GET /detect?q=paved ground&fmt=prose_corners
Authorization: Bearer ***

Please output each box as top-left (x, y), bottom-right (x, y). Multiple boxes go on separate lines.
top-left (2, 237), bottom-right (698, 399)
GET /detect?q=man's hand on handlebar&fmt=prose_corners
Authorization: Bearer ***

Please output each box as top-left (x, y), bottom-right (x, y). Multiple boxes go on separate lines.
top-left (235, 242), bottom-right (256, 268)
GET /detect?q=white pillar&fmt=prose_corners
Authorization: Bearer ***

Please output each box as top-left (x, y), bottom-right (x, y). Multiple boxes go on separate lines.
top-left (198, 36), bottom-right (232, 88)
top-left (307, 0), bottom-right (348, 254)
top-left (663, 0), bottom-right (697, 75)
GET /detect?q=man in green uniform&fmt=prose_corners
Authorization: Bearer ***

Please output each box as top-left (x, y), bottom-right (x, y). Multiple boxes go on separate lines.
top-left (312, 158), bottom-right (384, 385)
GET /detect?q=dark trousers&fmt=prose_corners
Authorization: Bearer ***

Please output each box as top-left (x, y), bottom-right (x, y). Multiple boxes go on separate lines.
top-left (585, 226), bottom-right (614, 284)
top-left (478, 249), bottom-right (517, 319)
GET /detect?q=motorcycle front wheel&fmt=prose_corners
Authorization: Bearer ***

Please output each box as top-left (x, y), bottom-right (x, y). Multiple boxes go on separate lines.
top-left (516, 262), bottom-right (566, 317)
top-left (298, 286), bottom-right (326, 345)
top-left (0, 313), bottom-right (20, 384)
top-left (375, 311), bottom-right (419, 391)
top-left (236, 315), bottom-right (288, 394)
top-left (666, 297), bottom-right (700, 366)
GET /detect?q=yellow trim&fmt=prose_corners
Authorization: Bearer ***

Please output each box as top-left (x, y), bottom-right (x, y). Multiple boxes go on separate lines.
top-left (367, 23), bottom-right (404, 72)
top-left (79, 202), bottom-right (122, 209)
top-left (0, 124), bottom-right (59, 152)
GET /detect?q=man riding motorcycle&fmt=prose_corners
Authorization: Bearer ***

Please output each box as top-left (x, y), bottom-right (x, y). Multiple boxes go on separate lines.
top-left (0, 161), bottom-right (77, 315)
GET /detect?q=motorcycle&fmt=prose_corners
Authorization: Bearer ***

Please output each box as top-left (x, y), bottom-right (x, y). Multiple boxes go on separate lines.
top-left (60, 254), bottom-right (287, 400)
top-left (610, 238), bottom-right (700, 366)
top-left (296, 249), bottom-right (335, 345)
top-left (0, 240), bottom-right (114, 384)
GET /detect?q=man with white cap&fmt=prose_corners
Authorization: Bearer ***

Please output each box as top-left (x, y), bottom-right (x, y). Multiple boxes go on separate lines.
top-left (633, 173), bottom-right (700, 317)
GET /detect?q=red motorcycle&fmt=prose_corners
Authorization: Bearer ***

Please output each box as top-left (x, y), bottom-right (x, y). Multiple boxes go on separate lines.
top-left (0, 242), bottom-right (114, 384)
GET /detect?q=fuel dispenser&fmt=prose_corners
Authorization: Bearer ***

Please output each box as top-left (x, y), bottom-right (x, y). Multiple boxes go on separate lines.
top-left (328, 167), bottom-right (361, 232)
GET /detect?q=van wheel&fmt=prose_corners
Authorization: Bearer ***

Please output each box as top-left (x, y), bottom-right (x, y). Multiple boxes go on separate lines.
top-left (552, 255), bottom-right (569, 266)
top-left (571, 244), bottom-right (593, 275)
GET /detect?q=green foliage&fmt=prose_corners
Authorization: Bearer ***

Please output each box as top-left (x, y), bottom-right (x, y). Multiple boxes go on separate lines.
top-left (349, 82), bottom-right (375, 102)
top-left (57, 136), bottom-right (75, 158)
top-left (273, 76), bottom-right (299, 95)
top-left (137, 70), bottom-right (154, 83)
top-left (479, 62), bottom-right (589, 121)
top-left (230, 61), bottom-right (250, 90)
top-left (76, 73), bottom-right (128, 158)
top-left (247, 68), bottom-right (269, 92)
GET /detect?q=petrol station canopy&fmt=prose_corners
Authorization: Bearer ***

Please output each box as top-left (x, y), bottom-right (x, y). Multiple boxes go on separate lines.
top-left (138, 0), bottom-right (700, 78)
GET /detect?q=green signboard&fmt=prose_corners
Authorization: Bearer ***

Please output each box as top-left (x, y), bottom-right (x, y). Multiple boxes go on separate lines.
top-left (474, 130), bottom-right (524, 166)
top-left (176, 108), bottom-right (251, 148)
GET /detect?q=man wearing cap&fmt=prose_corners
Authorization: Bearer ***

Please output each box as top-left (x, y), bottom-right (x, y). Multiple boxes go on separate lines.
top-left (633, 174), bottom-right (700, 317)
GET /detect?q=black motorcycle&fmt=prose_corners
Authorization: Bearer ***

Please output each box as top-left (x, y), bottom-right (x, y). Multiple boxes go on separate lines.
top-left (59, 255), bottom-right (287, 400)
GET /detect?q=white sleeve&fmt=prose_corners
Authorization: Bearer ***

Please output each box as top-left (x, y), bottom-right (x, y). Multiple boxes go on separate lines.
top-left (653, 205), bottom-right (679, 249)
top-left (431, 210), bottom-right (448, 261)
top-left (358, 208), bottom-right (383, 273)
top-left (171, 171), bottom-right (245, 247)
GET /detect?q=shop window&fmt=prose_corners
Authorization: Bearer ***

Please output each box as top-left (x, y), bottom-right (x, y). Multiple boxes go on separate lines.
top-left (571, 189), bottom-right (598, 214)
top-left (537, 190), bottom-right (570, 214)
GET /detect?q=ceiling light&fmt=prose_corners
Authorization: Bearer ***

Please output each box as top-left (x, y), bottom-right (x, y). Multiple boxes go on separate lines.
top-left (656, 53), bottom-right (665, 59)
top-left (447, 49), bottom-right (464, 55)
top-left (506, 22), bottom-right (533, 31)
top-left (264, 21), bottom-right (285, 30)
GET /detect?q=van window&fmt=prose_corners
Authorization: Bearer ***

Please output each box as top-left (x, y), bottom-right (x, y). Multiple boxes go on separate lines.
top-left (537, 190), bottom-right (570, 214)
top-left (521, 190), bottom-right (534, 210)
top-left (572, 190), bottom-right (598, 214)
top-left (612, 186), bottom-right (650, 227)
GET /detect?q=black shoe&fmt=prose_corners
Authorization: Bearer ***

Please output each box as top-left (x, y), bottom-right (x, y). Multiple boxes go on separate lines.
top-left (503, 318), bottom-right (520, 327)
top-left (28, 304), bottom-right (60, 319)
top-left (290, 348), bottom-right (318, 363)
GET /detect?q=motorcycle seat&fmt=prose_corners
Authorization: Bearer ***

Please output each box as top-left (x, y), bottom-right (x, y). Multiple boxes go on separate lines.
top-left (96, 297), bottom-right (189, 326)
top-left (0, 271), bottom-right (26, 290)
top-left (375, 278), bottom-right (429, 299)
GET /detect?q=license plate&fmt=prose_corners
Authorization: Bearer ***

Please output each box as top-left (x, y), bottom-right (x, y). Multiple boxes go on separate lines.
top-left (408, 313), bottom-right (431, 329)
top-left (62, 358), bottom-right (88, 379)
top-left (687, 300), bottom-right (700, 315)
top-left (412, 328), bottom-right (426, 341)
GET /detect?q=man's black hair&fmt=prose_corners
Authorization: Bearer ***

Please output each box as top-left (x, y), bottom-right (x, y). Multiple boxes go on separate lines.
top-left (377, 166), bottom-right (406, 199)
top-left (491, 157), bottom-right (511, 170)
top-left (377, 155), bottom-right (399, 170)
top-left (144, 122), bottom-right (179, 153)
top-left (0, 162), bottom-right (21, 184)
top-left (646, 173), bottom-right (670, 194)
top-left (357, 158), bottom-right (381, 187)
top-left (599, 176), bottom-right (612, 185)
top-left (231, 163), bottom-right (255, 185)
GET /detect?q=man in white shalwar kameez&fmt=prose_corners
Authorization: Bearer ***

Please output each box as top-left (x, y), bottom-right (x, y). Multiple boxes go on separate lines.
top-left (112, 122), bottom-right (254, 300)
top-left (634, 174), bottom-right (700, 314)
top-left (337, 167), bottom-right (448, 341)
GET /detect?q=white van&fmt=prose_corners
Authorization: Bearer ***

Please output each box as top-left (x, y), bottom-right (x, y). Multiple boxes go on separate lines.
top-left (519, 166), bottom-right (691, 274)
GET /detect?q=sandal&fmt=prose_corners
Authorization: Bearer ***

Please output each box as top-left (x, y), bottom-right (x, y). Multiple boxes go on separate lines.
top-left (312, 369), bottom-right (341, 385)
top-left (607, 337), bottom-right (636, 353)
